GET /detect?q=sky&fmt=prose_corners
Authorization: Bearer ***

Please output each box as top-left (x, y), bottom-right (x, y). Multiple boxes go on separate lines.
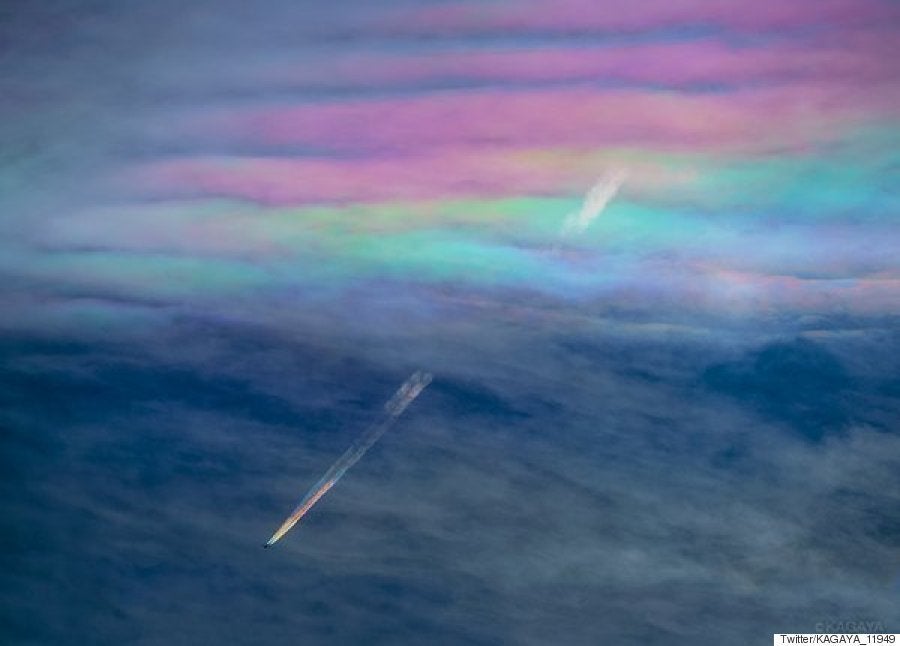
top-left (1, 1), bottom-right (899, 644)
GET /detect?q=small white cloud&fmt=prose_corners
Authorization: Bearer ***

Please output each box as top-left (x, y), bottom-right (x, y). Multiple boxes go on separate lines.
top-left (560, 169), bottom-right (627, 238)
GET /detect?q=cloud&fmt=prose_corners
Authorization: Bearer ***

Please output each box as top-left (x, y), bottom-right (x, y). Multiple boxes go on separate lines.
top-left (3, 318), bottom-right (899, 643)
top-left (560, 170), bottom-right (627, 237)
top-left (703, 337), bottom-right (853, 441)
top-left (703, 336), bottom-right (900, 441)
top-left (185, 85), bottom-right (896, 158)
top-left (392, 0), bottom-right (898, 35)
top-left (2, 1), bottom-right (898, 643)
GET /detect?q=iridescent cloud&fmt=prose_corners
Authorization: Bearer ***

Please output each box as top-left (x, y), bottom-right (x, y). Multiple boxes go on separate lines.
top-left (9, 0), bottom-right (898, 332)
top-left (270, 35), bottom-right (898, 91)
top-left (391, 0), bottom-right (897, 34)
top-left (201, 85), bottom-right (895, 157)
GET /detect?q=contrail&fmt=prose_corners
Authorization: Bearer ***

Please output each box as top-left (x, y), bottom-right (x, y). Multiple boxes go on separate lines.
top-left (264, 370), bottom-right (433, 547)
top-left (558, 169), bottom-right (627, 240)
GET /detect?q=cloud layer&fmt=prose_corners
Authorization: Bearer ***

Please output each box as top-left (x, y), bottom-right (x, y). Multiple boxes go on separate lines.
top-left (1, 1), bottom-right (899, 644)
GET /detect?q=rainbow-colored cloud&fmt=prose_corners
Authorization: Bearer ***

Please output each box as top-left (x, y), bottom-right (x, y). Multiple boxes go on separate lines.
top-left (7, 0), bottom-right (899, 333)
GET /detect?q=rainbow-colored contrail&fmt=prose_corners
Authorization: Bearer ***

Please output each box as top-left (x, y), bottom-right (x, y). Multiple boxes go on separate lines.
top-left (265, 371), bottom-right (432, 547)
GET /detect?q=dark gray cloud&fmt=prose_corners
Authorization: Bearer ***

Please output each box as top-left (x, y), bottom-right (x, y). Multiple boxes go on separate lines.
top-left (2, 317), bottom-right (898, 644)
top-left (703, 336), bottom-right (900, 441)
top-left (703, 338), bottom-right (853, 442)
